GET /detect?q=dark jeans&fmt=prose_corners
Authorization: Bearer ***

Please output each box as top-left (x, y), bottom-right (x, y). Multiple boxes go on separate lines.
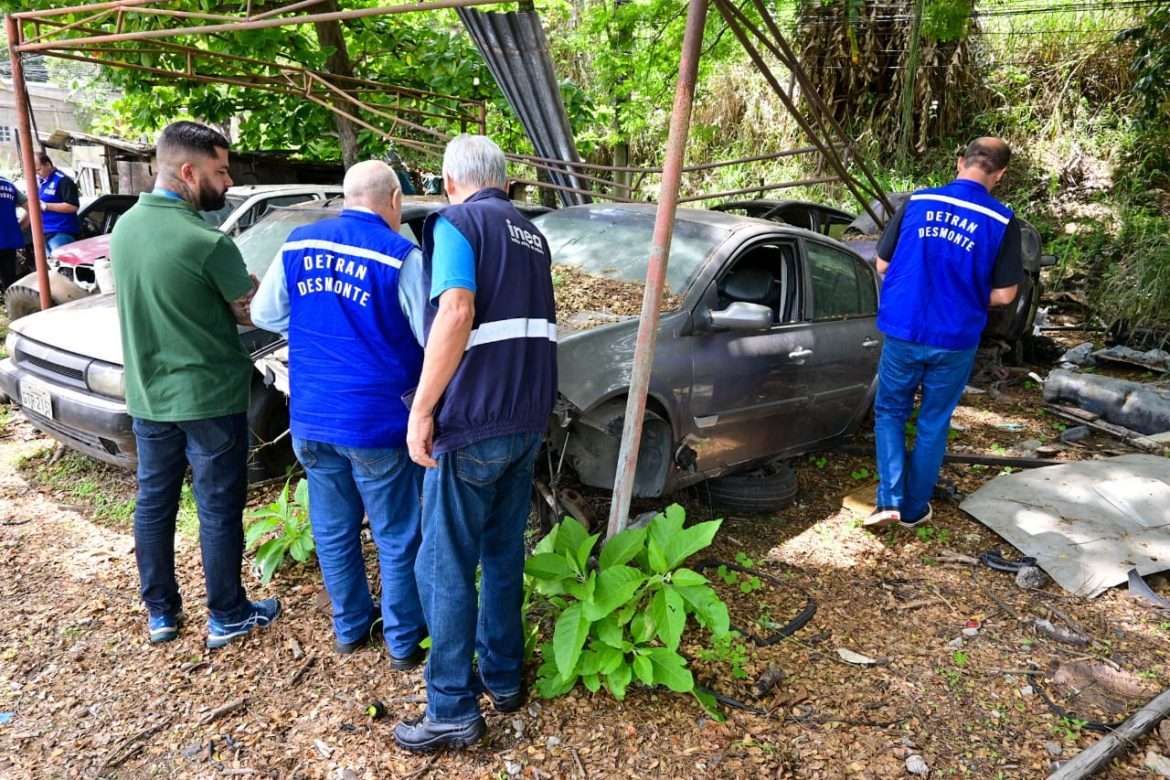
top-left (292, 438), bottom-right (426, 655)
top-left (0, 248), bottom-right (16, 292)
top-left (416, 431), bottom-right (542, 723)
top-left (133, 414), bottom-right (250, 622)
top-left (874, 336), bottom-right (978, 519)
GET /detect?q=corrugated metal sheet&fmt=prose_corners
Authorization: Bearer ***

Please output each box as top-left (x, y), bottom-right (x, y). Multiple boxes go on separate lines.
top-left (457, 9), bottom-right (591, 206)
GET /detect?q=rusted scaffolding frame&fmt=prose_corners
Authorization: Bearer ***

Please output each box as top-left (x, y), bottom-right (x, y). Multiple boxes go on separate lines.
top-left (8, 0), bottom-right (890, 541)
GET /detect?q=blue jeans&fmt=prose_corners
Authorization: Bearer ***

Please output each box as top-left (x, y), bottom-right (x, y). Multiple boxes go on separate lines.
top-left (292, 438), bottom-right (425, 655)
top-left (46, 232), bottom-right (76, 251)
top-left (874, 336), bottom-right (977, 520)
top-left (133, 414), bottom-right (250, 622)
top-left (416, 431), bottom-right (542, 724)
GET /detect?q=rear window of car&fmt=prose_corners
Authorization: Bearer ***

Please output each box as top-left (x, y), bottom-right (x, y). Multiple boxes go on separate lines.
top-left (807, 241), bottom-right (877, 319)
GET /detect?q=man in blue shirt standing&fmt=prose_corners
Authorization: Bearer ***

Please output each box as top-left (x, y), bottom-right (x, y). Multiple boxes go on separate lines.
top-left (866, 137), bottom-right (1023, 530)
top-left (251, 161), bottom-right (428, 667)
top-left (395, 135), bottom-right (557, 752)
top-left (35, 153), bottom-right (81, 251)
top-left (0, 175), bottom-right (28, 292)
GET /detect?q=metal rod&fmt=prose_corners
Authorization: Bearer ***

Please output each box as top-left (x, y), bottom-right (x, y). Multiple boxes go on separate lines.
top-left (17, 0), bottom-right (506, 52)
top-left (118, 6), bottom-right (246, 23)
top-left (509, 144), bottom-right (833, 176)
top-left (19, 8), bottom-right (116, 46)
top-left (249, 0), bottom-right (332, 21)
top-left (676, 175), bottom-right (840, 203)
top-left (6, 17), bottom-right (53, 313)
top-left (14, 0), bottom-right (170, 20)
top-left (606, 0), bottom-right (708, 541)
top-left (506, 178), bottom-right (635, 203)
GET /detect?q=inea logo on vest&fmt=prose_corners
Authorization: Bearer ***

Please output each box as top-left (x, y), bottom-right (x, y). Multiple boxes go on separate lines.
top-left (918, 209), bottom-right (979, 253)
top-left (296, 253), bottom-right (373, 307)
top-left (506, 219), bottom-right (545, 255)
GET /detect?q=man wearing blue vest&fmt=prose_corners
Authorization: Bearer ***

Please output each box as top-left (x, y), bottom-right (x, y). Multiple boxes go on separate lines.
top-left (251, 160), bottom-right (428, 667)
top-left (0, 175), bottom-right (29, 292)
top-left (395, 135), bottom-right (557, 752)
top-left (866, 137), bottom-right (1023, 531)
top-left (35, 153), bottom-right (81, 251)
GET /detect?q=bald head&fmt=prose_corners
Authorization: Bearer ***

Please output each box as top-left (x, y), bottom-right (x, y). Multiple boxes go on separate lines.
top-left (957, 137), bottom-right (1011, 190)
top-left (343, 160), bottom-right (403, 229)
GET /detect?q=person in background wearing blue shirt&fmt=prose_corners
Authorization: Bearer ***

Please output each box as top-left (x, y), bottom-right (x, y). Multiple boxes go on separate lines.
top-left (865, 137), bottom-right (1024, 531)
top-left (0, 175), bottom-right (29, 292)
top-left (394, 135), bottom-right (557, 752)
top-left (251, 160), bottom-right (429, 668)
top-left (35, 152), bottom-right (81, 251)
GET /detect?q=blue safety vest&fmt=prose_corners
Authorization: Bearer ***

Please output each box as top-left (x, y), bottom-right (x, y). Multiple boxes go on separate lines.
top-left (421, 188), bottom-right (557, 455)
top-left (280, 209), bottom-right (423, 449)
top-left (38, 169), bottom-right (80, 236)
top-left (877, 178), bottom-right (1013, 350)
top-left (0, 178), bottom-right (22, 250)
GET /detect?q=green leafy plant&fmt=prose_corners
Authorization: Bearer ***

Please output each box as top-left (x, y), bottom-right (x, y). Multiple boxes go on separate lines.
top-left (808, 454), bottom-right (828, 470)
top-left (1053, 715), bottom-right (1088, 742)
top-left (699, 630), bottom-right (750, 680)
top-left (850, 467), bottom-right (871, 481)
top-left (524, 505), bottom-right (732, 719)
top-left (244, 477), bottom-right (315, 584)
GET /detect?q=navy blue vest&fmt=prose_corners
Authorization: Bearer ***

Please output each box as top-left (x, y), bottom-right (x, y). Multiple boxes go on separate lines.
top-left (421, 188), bottom-right (557, 455)
top-left (877, 178), bottom-right (1013, 350)
top-left (281, 209), bottom-right (423, 448)
top-left (38, 170), bottom-right (80, 236)
top-left (0, 178), bottom-right (22, 250)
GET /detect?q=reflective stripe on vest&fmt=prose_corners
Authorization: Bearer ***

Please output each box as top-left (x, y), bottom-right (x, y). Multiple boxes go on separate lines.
top-left (280, 238), bottom-right (404, 269)
top-left (465, 317), bottom-right (557, 351)
top-left (908, 193), bottom-right (1011, 225)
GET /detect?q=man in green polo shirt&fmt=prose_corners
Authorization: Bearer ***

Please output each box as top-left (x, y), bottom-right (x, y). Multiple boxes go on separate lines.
top-left (112, 121), bottom-right (281, 648)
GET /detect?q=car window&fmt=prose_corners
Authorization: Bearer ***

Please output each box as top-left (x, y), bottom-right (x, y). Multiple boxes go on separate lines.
top-left (201, 194), bottom-right (248, 228)
top-left (398, 222), bottom-right (419, 245)
top-left (79, 206), bottom-right (109, 238)
top-left (533, 207), bottom-right (730, 296)
top-left (716, 243), bottom-right (797, 324)
top-left (234, 208), bottom-right (334, 277)
top-left (807, 242), bottom-right (873, 320)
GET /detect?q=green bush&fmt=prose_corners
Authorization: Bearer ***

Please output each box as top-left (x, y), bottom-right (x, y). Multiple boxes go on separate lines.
top-left (244, 478), bottom-right (315, 584)
top-left (524, 504), bottom-right (732, 719)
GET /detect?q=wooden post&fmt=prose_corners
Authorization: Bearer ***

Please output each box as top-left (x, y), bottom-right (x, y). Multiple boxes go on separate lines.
top-left (1047, 687), bottom-right (1170, 779)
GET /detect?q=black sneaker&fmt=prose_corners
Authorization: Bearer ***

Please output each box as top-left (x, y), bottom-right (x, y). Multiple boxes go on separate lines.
top-left (390, 644), bottom-right (426, 672)
top-left (336, 608), bottom-right (383, 655)
top-left (393, 714), bottom-right (486, 752)
top-left (899, 504), bottom-right (933, 529)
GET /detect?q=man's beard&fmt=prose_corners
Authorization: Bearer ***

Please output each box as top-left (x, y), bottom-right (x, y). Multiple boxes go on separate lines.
top-left (195, 179), bottom-right (227, 211)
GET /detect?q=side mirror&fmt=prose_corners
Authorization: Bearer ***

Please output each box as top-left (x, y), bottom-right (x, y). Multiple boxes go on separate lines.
top-left (707, 301), bottom-right (772, 331)
top-left (1040, 254), bottom-right (1057, 268)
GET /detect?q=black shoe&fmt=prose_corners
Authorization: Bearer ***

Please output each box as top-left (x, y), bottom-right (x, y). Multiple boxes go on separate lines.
top-left (335, 608), bottom-right (383, 655)
top-left (480, 672), bottom-right (526, 713)
top-left (393, 714), bottom-right (486, 752)
top-left (390, 644), bottom-right (426, 672)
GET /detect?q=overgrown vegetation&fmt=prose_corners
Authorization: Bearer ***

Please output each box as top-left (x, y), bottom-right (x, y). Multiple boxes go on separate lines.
top-left (244, 476), bottom-right (315, 584)
top-left (524, 506), bottom-right (732, 719)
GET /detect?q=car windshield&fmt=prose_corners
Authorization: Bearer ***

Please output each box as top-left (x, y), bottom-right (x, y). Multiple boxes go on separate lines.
top-left (200, 194), bottom-right (248, 228)
top-left (532, 207), bottom-right (728, 302)
top-left (236, 208), bottom-right (332, 277)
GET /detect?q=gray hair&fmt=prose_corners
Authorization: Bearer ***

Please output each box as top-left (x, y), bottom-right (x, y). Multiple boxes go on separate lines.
top-left (442, 134), bottom-right (506, 190)
top-left (343, 159), bottom-right (400, 206)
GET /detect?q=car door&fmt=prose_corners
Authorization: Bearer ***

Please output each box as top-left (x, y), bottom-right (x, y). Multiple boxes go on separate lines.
top-left (799, 238), bottom-right (881, 443)
top-left (688, 239), bottom-right (816, 472)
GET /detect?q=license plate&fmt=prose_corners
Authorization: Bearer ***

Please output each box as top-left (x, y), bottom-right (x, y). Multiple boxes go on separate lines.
top-left (19, 377), bottom-right (53, 420)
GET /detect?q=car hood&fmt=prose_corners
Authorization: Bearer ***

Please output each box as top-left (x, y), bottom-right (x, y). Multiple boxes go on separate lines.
top-left (53, 235), bottom-right (111, 266)
top-left (12, 292), bottom-right (122, 365)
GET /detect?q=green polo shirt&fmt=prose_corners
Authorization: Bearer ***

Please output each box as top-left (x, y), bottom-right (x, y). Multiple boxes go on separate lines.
top-left (111, 192), bottom-right (253, 421)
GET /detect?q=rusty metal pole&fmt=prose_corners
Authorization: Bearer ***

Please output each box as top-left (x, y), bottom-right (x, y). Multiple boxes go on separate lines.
top-left (605, 0), bottom-right (707, 540)
top-left (6, 15), bottom-right (52, 312)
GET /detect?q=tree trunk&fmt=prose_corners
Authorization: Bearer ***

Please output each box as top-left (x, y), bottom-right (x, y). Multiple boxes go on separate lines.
top-left (313, 1), bottom-right (360, 168)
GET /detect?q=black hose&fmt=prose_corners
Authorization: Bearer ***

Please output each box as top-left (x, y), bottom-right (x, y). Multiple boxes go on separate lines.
top-left (979, 549), bottom-right (1038, 573)
top-left (694, 559), bottom-right (817, 645)
top-left (1026, 666), bottom-right (1122, 735)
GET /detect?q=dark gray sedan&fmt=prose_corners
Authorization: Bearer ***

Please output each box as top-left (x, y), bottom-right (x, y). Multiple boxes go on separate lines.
top-left (534, 204), bottom-right (881, 505)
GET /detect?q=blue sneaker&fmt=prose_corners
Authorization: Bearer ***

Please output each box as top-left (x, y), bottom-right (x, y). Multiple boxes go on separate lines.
top-left (206, 599), bottom-right (282, 649)
top-left (148, 611), bottom-right (184, 644)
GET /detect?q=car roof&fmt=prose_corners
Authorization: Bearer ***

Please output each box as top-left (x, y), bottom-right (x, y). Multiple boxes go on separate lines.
top-left (537, 202), bottom-right (829, 236)
top-left (226, 184), bottom-right (343, 196)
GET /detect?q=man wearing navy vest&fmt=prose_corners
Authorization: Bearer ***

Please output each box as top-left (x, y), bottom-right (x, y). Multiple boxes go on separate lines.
top-left (395, 135), bottom-right (557, 752)
top-left (35, 153), bottom-right (81, 251)
top-left (866, 137), bottom-right (1023, 531)
top-left (0, 175), bottom-right (28, 292)
top-left (251, 160), bottom-right (428, 667)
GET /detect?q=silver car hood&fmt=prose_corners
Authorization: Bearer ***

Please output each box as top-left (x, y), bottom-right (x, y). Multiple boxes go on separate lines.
top-left (11, 293), bottom-right (123, 365)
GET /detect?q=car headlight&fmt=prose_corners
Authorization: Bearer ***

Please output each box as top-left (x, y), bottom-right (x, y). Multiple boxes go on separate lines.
top-left (3, 331), bottom-right (18, 359)
top-left (86, 360), bottom-right (124, 399)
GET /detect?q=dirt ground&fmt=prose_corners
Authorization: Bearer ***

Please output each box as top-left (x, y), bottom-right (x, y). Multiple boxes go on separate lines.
top-left (1, 337), bottom-right (1170, 779)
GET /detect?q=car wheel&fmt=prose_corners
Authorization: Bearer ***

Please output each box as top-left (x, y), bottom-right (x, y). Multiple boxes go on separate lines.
top-left (705, 460), bottom-right (798, 514)
top-left (246, 382), bottom-right (296, 483)
top-left (4, 284), bottom-right (42, 321)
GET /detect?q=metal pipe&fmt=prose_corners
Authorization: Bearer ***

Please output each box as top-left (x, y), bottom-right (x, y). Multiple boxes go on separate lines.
top-left (676, 175), bottom-right (841, 203)
top-left (17, 0), bottom-right (506, 52)
top-left (505, 178), bottom-right (635, 203)
top-left (19, 9), bottom-right (116, 46)
top-left (5, 17), bottom-right (53, 313)
top-left (509, 144), bottom-right (834, 176)
top-left (14, 0), bottom-right (170, 20)
top-left (249, 0), bottom-right (332, 20)
top-left (606, 0), bottom-right (708, 541)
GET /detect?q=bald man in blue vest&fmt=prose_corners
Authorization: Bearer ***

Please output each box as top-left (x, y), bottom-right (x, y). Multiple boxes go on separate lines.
top-left (865, 137), bottom-right (1024, 531)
